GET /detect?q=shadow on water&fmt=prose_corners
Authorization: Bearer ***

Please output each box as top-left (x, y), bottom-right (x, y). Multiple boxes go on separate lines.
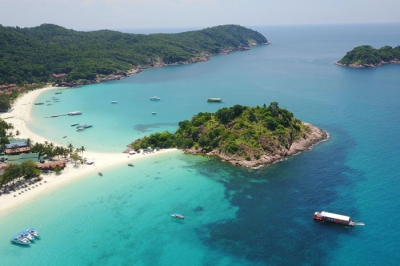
top-left (189, 125), bottom-right (364, 265)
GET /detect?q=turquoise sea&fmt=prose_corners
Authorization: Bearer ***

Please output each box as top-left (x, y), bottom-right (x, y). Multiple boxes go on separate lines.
top-left (1, 23), bottom-right (400, 265)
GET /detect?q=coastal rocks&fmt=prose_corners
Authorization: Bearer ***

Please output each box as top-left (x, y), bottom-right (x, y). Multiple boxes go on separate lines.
top-left (55, 68), bottom-right (142, 87)
top-left (335, 59), bottom-right (400, 68)
top-left (184, 123), bottom-right (328, 168)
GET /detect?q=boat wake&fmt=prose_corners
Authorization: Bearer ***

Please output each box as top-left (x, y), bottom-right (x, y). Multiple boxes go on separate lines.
top-left (354, 222), bottom-right (365, 226)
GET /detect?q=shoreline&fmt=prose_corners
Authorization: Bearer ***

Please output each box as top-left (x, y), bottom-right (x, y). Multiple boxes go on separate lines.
top-left (0, 86), bottom-right (178, 216)
top-left (184, 122), bottom-right (328, 168)
top-left (51, 43), bottom-right (269, 88)
top-left (334, 59), bottom-right (400, 68)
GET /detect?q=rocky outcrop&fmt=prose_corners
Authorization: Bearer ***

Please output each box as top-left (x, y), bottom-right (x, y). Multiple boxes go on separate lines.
top-left (335, 59), bottom-right (400, 68)
top-left (183, 123), bottom-right (328, 168)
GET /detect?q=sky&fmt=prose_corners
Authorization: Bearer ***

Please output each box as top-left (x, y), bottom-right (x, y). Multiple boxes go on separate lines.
top-left (1, 0), bottom-right (399, 31)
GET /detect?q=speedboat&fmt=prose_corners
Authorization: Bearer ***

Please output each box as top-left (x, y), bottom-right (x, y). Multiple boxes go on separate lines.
top-left (76, 127), bottom-right (85, 132)
top-left (78, 124), bottom-right (92, 129)
top-left (25, 228), bottom-right (40, 239)
top-left (150, 96), bottom-right (161, 101)
top-left (152, 112), bottom-right (156, 115)
top-left (71, 123), bottom-right (79, 126)
top-left (10, 235), bottom-right (31, 245)
top-left (19, 231), bottom-right (35, 241)
top-left (111, 101), bottom-right (117, 104)
top-left (68, 111), bottom-right (82, 115)
top-left (171, 213), bottom-right (184, 219)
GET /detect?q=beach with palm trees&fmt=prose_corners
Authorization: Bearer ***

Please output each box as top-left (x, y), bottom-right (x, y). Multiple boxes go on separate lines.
top-left (0, 86), bottom-right (177, 216)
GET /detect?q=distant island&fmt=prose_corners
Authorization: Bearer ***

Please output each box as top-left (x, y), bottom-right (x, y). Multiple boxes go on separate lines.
top-left (129, 103), bottom-right (327, 167)
top-left (0, 24), bottom-right (268, 86)
top-left (336, 45), bottom-right (400, 68)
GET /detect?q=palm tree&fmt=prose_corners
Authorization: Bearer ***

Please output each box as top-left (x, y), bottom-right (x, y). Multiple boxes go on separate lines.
top-left (67, 143), bottom-right (74, 156)
top-left (80, 146), bottom-right (86, 156)
top-left (70, 153), bottom-right (80, 167)
top-left (25, 138), bottom-right (32, 147)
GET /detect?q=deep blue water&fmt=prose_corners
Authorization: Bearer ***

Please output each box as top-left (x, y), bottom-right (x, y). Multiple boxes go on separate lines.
top-left (1, 23), bottom-right (400, 265)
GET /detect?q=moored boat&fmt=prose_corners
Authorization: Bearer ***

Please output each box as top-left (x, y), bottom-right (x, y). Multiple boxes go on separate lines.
top-left (111, 101), bottom-right (117, 104)
top-left (207, 98), bottom-right (222, 102)
top-left (314, 211), bottom-right (356, 226)
top-left (19, 231), bottom-right (35, 241)
top-left (25, 228), bottom-right (40, 239)
top-left (10, 235), bottom-right (31, 245)
top-left (150, 96), bottom-right (161, 101)
top-left (71, 123), bottom-right (79, 126)
top-left (171, 213), bottom-right (184, 219)
top-left (68, 111), bottom-right (82, 116)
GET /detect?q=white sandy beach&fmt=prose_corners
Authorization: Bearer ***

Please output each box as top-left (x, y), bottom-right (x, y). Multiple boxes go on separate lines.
top-left (0, 85), bottom-right (178, 216)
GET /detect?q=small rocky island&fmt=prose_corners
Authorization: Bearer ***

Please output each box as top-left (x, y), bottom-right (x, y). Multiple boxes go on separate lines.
top-left (129, 102), bottom-right (327, 167)
top-left (336, 45), bottom-right (400, 68)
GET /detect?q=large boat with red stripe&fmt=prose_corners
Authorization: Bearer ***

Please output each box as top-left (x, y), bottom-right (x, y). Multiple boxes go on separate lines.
top-left (314, 211), bottom-right (364, 226)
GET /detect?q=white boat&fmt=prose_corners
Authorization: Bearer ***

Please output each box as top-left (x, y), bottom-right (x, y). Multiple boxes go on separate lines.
top-left (68, 111), bottom-right (82, 116)
top-left (170, 213), bottom-right (184, 219)
top-left (111, 101), bottom-right (117, 104)
top-left (25, 228), bottom-right (40, 239)
top-left (150, 96), bottom-right (161, 101)
top-left (207, 98), bottom-right (223, 102)
top-left (10, 235), bottom-right (31, 245)
top-left (76, 124), bottom-right (93, 130)
top-left (71, 123), bottom-right (79, 126)
top-left (152, 112), bottom-right (156, 115)
top-left (19, 231), bottom-right (35, 241)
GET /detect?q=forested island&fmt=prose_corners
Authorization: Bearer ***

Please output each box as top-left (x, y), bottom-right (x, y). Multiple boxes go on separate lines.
top-left (336, 45), bottom-right (400, 67)
top-left (129, 103), bottom-right (327, 167)
top-left (0, 24), bottom-right (268, 85)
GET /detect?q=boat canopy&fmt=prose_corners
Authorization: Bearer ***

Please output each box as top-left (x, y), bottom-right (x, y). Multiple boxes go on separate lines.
top-left (321, 211), bottom-right (350, 221)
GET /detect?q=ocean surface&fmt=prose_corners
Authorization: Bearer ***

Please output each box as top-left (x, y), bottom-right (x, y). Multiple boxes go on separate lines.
top-left (1, 23), bottom-right (400, 265)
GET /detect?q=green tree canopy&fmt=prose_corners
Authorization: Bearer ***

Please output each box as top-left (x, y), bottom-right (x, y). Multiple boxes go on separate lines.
top-left (130, 102), bottom-right (309, 161)
top-left (338, 45), bottom-right (400, 66)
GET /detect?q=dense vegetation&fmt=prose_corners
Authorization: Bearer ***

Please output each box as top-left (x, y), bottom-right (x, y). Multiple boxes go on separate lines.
top-left (338, 45), bottom-right (400, 66)
top-left (130, 102), bottom-right (310, 161)
top-left (0, 24), bottom-right (267, 85)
